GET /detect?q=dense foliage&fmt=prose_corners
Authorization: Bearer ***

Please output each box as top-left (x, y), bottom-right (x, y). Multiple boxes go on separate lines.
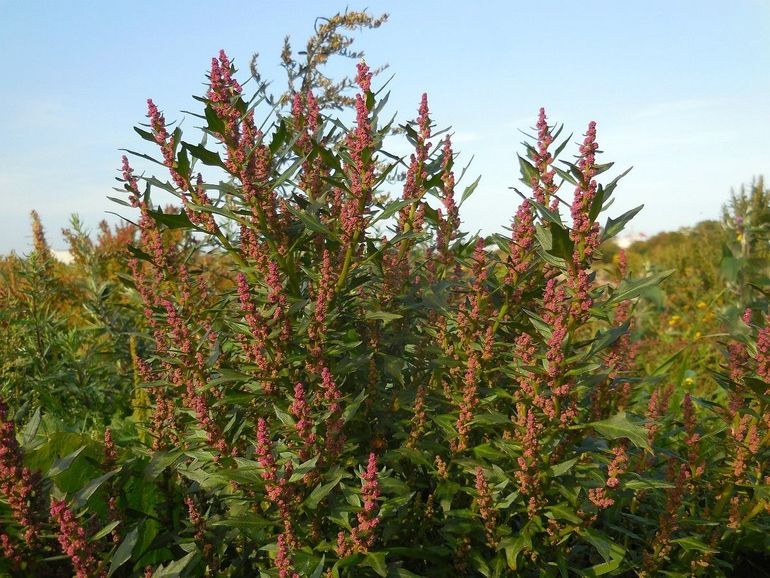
top-left (1, 43), bottom-right (768, 578)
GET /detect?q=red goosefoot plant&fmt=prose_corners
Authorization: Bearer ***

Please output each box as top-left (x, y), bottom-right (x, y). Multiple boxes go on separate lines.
top-left (0, 50), bottom-right (768, 577)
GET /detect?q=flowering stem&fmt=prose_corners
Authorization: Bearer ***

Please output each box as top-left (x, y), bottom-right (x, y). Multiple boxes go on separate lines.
top-left (246, 198), bottom-right (300, 295)
top-left (335, 230), bottom-right (360, 292)
top-left (396, 194), bottom-right (426, 263)
top-left (491, 300), bottom-right (509, 334)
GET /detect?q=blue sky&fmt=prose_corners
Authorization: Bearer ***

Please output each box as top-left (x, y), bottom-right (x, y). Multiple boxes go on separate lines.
top-left (1, 0), bottom-right (769, 254)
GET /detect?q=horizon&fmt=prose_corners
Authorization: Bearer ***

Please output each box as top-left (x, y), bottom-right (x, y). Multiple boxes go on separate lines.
top-left (2, 0), bottom-right (768, 254)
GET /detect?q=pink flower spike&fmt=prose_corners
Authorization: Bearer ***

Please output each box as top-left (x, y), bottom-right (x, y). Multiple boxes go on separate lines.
top-left (356, 61), bottom-right (372, 92)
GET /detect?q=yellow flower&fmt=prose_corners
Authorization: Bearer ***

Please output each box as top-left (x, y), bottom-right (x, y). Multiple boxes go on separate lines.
top-left (697, 301), bottom-right (707, 309)
top-left (694, 331), bottom-right (701, 339)
top-left (684, 377), bottom-right (695, 386)
top-left (737, 233), bottom-right (744, 242)
top-left (668, 315), bottom-right (681, 327)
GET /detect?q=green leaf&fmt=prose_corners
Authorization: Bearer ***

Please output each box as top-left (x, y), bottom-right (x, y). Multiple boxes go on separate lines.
top-left (608, 270), bottom-right (674, 306)
top-left (470, 551), bottom-right (491, 577)
top-left (73, 470), bottom-right (119, 507)
top-left (176, 147), bottom-right (190, 179)
top-left (549, 457), bottom-right (578, 477)
top-left (91, 520), bottom-right (120, 542)
top-left (535, 223), bottom-right (552, 249)
top-left (204, 104), bottom-right (226, 135)
top-left (472, 443), bottom-right (505, 460)
top-left (720, 255), bottom-right (744, 282)
top-left (120, 148), bottom-right (164, 167)
top-left (670, 536), bottom-right (718, 553)
top-left (583, 322), bottom-right (630, 360)
top-left (525, 310), bottom-right (552, 339)
top-left (362, 552), bottom-right (387, 577)
top-left (593, 161), bottom-right (615, 176)
top-left (534, 224), bottom-right (567, 268)
top-left (152, 551), bottom-right (197, 577)
top-left (47, 446), bottom-right (86, 478)
top-left (434, 480), bottom-right (461, 513)
top-left (144, 450), bottom-right (183, 480)
top-left (382, 355), bottom-right (405, 386)
top-left (209, 516), bottom-right (274, 529)
top-left (147, 208), bottom-right (196, 230)
top-left (134, 126), bottom-right (157, 143)
top-left (459, 175), bottom-right (481, 206)
top-left (472, 411), bottom-right (511, 426)
top-left (386, 448), bottom-right (433, 469)
top-left (365, 311), bottom-right (403, 324)
top-left (601, 205), bottom-right (644, 241)
top-left (588, 412), bottom-right (650, 450)
top-left (310, 554), bottom-right (327, 578)
top-left (108, 526), bottom-right (138, 577)
top-left (518, 155), bottom-right (539, 185)
top-left (288, 456), bottom-right (320, 483)
top-left (285, 203), bottom-right (334, 236)
top-left (21, 408), bottom-right (42, 447)
top-left (553, 165), bottom-right (577, 186)
top-left (271, 155), bottom-right (304, 190)
top-left (546, 503), bottom-right (582, 524)
top-left (581, 556), bottom-right (623, 577)
top-left (372, 198), bottom-right (414, 224)
top-left (623, 476), bottom-right (675, 490)
top-left (501, 532), bottom-right (531, 571)
top-left (548, 222), bottom-right (574, 260)
top-left (126, 244), bottom-right (153, 263)
top-left (580, 528), bottom-right (625, 564)
top-left (588, 187), bottom-right (605, 222)
top-left (563, 161), bottom-right (587, 187)
top-left (649, 349), bottom-right (686, 380)
top-left (144, 176), bottom-right (177, 194)
top-left (274, 405), bottom-right (296, 427)
top-left (303, 473), bottom-right (345, 510)
top-left (317, 146), bottom-right (342, 174)
top-left (342, 389), bottom-right (368, 423)
top-left (742, 376), bottom-right (769, 396)
top-left (183, 142), bottom-right (225, 168)
top-left (527, 198), bottom-right (563, 227)
top-left (552, 132), bottom-right (572, 160)
top-left (270, 120), bottom-right (289, 153)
